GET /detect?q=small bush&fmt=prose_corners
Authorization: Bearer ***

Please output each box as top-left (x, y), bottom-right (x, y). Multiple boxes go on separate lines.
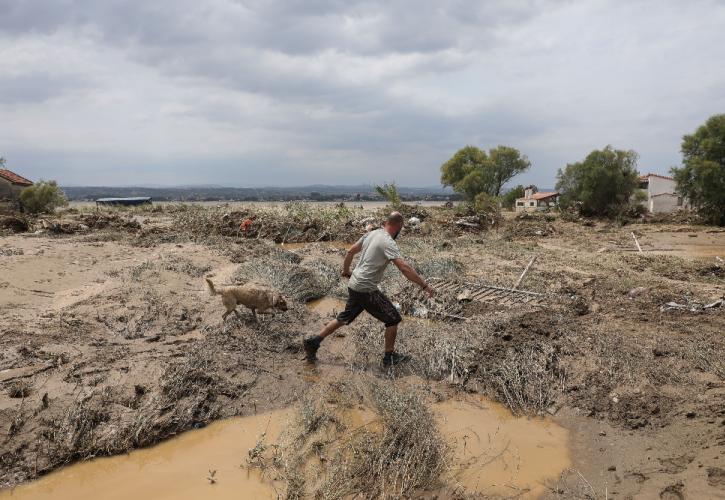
top-left (19, 180), bottom-right (68, 214)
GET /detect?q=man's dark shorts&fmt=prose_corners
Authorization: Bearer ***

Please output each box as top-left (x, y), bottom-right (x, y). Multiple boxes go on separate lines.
top-left (336, 287), bottom-right (402, 327)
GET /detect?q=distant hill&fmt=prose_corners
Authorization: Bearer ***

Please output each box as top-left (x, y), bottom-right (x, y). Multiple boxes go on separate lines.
top-left (61, 185), bottom-right (456, 202)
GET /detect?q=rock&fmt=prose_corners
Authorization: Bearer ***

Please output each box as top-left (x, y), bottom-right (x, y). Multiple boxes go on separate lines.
top-left (599, 430), bottom-right (607, 436)
top-left (411, 306), bottom-right (428, 318)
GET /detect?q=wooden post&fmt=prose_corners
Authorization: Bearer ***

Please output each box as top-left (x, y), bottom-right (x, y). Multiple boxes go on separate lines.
top-left (631, 232), bottom-right (643, 253)
top-left (513, 255), bottom-right (537, 290)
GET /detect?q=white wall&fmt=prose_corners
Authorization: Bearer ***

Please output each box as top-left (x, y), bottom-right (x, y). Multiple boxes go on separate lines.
top-left (647, 176), bottom-right (676, 197)
top-left (650, 194), bottom-right (680, 213)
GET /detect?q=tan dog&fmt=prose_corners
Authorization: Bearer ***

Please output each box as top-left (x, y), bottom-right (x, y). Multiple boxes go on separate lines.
top-left (206, 278), bottom-right (288, 322)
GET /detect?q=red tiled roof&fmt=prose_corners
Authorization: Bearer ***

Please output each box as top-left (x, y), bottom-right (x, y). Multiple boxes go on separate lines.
top-left (639, 173), bottom-right (674, 181)
top-left (531, 191), bottom-right (559, 200)
top-left (0, 169), bottom-right (33, 186)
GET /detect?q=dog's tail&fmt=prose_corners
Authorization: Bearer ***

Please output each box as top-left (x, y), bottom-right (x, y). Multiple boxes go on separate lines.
top-left (205, 278), bottom-right (220, 295)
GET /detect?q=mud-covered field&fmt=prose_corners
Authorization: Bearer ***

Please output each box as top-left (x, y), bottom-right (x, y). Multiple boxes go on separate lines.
top-left (1, 204), bottom-right (724, 498)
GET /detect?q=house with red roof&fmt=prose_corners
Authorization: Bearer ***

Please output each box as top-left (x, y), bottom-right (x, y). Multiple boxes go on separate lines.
top-left (0, 168), bottom-right (34, 204)
top-left (637, 173), bottom-right (686, 213)
top-left (515, 186), bottom-right (559, 212)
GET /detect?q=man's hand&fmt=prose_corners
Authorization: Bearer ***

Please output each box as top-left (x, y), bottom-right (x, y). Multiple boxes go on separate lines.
top-left (341, 270), bottom-right (352, 278)
top-left (423, 284), bottom-right (436, 298)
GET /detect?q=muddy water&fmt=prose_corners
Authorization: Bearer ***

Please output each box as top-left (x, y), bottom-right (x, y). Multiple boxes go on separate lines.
top-left (0, 410), bottom-right (293, 500)
top-left (306, 296), bottom-right (347, 316)
top-left (436, 395), bottom-right (570, 498)
top-left (2, 395), bottom-right (569, 500)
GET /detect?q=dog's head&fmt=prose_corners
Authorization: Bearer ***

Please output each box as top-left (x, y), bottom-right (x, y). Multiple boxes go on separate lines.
top-left (273, 293), bottom-right (288, 311)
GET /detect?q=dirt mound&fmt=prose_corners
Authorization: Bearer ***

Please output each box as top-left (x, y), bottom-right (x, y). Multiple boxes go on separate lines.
top-left (503, 213), bottom-right (557, 238)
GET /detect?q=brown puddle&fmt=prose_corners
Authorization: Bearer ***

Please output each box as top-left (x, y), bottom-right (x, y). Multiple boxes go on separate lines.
top-left (435, 394), bottom-right (570, 498)
top-left (0, 410), bottom-right (294, 500)
top-left (306, 296), bottom-right (346, 316)
top-left (1, 396), bottom-right (569, 499)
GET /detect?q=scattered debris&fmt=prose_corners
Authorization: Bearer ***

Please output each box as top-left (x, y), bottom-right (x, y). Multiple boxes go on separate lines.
top-left (660, 297), bottom-right (723, 312)
top-left (430, 277), bottom-right (546, 307)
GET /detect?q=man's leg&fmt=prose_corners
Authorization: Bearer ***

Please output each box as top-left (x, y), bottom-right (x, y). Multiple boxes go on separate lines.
top-left (304, 290), bottom-right (363, 362)
top-left (362, 291), bottom-right (409, 366)
top-left (319, 319), bottom-right (344, 339)
top-left (384, 324), bottom-right (398, 353)
top-left (303, 319), bottom-right (345, 362)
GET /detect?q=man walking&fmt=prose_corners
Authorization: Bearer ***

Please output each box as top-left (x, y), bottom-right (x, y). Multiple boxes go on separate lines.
top-left (303, 212), bottom-right (435, 366)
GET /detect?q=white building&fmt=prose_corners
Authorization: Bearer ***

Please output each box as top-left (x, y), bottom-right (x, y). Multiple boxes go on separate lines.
top-left (638, 173), bottom-right (685, 214)
top-left (515, 186), bottom-right (559, 212)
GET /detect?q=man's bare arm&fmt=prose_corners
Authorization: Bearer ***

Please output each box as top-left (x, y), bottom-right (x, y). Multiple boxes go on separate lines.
top-left (392, 258), bottom-right (435, 297)
top-left (342, 241), bottom-right (363, 277)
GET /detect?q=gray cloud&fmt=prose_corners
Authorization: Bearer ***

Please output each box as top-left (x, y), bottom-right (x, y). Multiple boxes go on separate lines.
top-left (1, 0), bottom-right (724, 187)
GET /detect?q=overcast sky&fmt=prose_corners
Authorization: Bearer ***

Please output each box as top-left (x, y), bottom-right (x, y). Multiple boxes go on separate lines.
top-left (1, 0), bottom-right (724, 188)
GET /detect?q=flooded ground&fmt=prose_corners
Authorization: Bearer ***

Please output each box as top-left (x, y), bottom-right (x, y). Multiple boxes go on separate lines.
top-left (2, 207), bottom-right (723, 498)
top-left (436, 395), bottom-right (570, 497)
top-left (0, 395), bottom-right (569, 500)
top-left (0, 409), bottom-right (294, 500)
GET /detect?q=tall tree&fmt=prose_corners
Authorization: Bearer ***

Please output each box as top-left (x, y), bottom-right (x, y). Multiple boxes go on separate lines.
top-left (556, 146), bottom-right (640, 217)
top-left (440, 145), bottom-right (530, 200)
top-left (671, 114), bottom-right (725, 225)
top-left (488, 146), bottom-right (531, 196)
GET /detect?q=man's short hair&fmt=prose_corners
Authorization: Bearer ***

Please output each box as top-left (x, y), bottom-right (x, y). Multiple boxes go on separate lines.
top-left (387, 212), bottom-right (404, 226)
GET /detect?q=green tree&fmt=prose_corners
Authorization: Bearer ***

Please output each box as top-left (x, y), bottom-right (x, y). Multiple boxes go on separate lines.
top-left (501, 184), bottom-right (525, 209)
top-left (374, 182), bottom-right (402, 209)
top-left (19, 180), bottom-right (68, 214)
top-left (440, 145), bottom-right (530, 200)
top-left (556, 146), bottom-right (640, 217)
top-left (671, 114), bottom-right (725, 225)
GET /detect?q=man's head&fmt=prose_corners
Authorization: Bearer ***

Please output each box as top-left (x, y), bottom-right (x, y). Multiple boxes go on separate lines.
top-left (384, 211), bottom-right (405, 239)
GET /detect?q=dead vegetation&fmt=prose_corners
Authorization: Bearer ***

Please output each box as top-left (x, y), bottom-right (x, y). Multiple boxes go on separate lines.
top-left (247, 378), bottom-right (449, 499)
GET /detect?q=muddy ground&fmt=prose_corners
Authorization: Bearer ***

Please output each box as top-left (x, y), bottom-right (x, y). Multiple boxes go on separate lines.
top-left (1, 204), bottom-right (724, 498)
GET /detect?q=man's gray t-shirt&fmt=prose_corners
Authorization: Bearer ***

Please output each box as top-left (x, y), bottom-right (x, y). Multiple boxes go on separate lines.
top-left (348, 228), bottom-right (402, 292)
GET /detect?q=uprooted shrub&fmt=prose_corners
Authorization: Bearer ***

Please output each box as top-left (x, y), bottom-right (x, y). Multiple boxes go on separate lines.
top-left (248, 379), bottom-right (449, 499)
top-left (490, 342), bottom-right (565, 416)
top-left (233, 256), bottom-right (340, 302)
